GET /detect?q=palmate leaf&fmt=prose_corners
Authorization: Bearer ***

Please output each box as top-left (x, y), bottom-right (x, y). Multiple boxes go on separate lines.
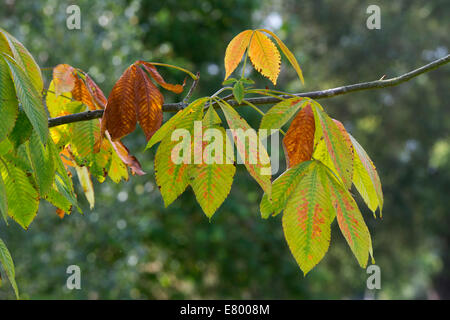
top-left (0, 157), bottom-right (39, 229)
top-left (260, 160), bottom-right (313, 219)
top-left (311, 104), bottom-right (353, 189)
top-left (102, 61), bottom-right (184, 142)
top-left (259, 97), bottom-right (308, 132)
top-left (283, 103), bottom-right (315, 168)
top-left (0, 58), bottom-right (18, 142)
top-left (0, 238), bottom-right (19, 299)
top-left (2, 55), bottom-right (48, 144)
top-left (217, 99), bottom-right (272, 195)
top-left (322, 165), bottom-right (373, 267)
top-left (0, 28), bottom-right (43, 93)
top-left (282, 161), bottom-right (333, 275)
top-left (248, 30), bottom-right (281, 85)
top-left (224, 30), bottom-right (253, 80)
top-left (349, 134), bottom-right (383, 215)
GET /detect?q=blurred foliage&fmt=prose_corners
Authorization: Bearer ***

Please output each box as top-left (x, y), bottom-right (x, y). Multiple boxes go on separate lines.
top-left (0, 0), bottom-right (449, 299)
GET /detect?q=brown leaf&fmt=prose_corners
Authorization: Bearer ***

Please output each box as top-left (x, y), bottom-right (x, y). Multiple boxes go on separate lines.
top-left (72, 76), bottom-right (97, 110)
top-left (102, 64), bottom-right (138, 140)
top-left (56, 208), bottom-right (66, 219)
top-left (85, 74), bottom-right (107, 108)
top-left (53, 64), bottom-right (76, 96)
top-left (107, 133), bottom-right (145, 176)
top-left (134, 66), bottom-right (164, 140)
top-left (283, 103), bottom-right (315, 168)
top-left (138, 61), bottom-right (185, 94)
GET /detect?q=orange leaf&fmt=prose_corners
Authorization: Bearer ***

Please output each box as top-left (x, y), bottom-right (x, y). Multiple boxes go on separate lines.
top-left (85, 74), bottom-right (107, 108)
top-left (134, 66), bottom-right (164, 141)
top-left (138, 61), bottom-right (185, 94)
top-left (72, 76), bottom-right (97, 110)
top-left (224, 30), bottom-right (253, 80)
top-left (283, 103), bottom-right (315, 168)
top-left (107, 132), bottom-right (145, 176)
top-left (248, 30), bottom-right (281, 85)
top-left (53, 64), bottom-right (76, 96)
top-left (102, 64), bottom-right (138, 140)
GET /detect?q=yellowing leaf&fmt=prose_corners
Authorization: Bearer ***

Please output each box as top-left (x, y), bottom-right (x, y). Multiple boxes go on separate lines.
top-left (224, 30), bottom-right (253, 80)
top-left (258, 29), bottom-right (305, 84)
top-left (282, 161), bottom-right (333, 275)
top-left (0, 58), bottom-right (18, 142)
top-left (217, 99), bottom-right (272, 195)
top-left (259, 97), bottom-right (308, 131)
top-left (248, 30), bottom-right (281, 85)
top-left (311, 104), bottom-right (353, 189)
top-left (75, 165), bottom-right (95, 209)
top-left (349, 134), bottom-right (383, 215)
top-left (323, 165), bottom-right (372, 268)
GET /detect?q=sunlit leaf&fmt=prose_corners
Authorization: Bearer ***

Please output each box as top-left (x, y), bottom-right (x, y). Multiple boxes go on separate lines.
top-left (259, 97), bottom-right (308, 131)
top-left (258, 29), bottom-right (305, 84)
top-left (282, 161), bottom-right (333, 275)
top-left (75, 165), bottom-right (95, 209)
top-left (248, 30), bottom-right (281, 85)
top-left (311, 104), bottom-right (353, 189)
top-left (52, 64), bottom-right (76, 96)
top-left (0, 58), bottom-right (18, 142)
top-left (322, 165), bottom-right (372, 267)
top-left (224, 30), bottom-right (253, 80)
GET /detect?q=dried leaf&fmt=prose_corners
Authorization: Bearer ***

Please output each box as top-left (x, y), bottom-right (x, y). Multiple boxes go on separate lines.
top-left (138, 61), bottom-right (185, 94)
top-left (283, 103), bottom-right (315, 168)
top-left (52, 64), bottom-right (76, 96)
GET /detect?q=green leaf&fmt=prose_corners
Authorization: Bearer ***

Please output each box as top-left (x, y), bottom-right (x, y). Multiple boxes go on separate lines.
top-left (232, 80), bottom-right (245, 103)
top-left (311, 104), bottom-right (353, 189)
top-left (44, 186), bottom-right (72, 215)
top-left (217, 99), bottom-right (272, 195)
top-left (323, 165), bottom-right (372, 268)
top-left (146, 97), bottom-right (208, 150)
top-left (27, 131), bottom-right (56, 196)
top-left (282, 161), bottom-right (333, 275)
top-left (8, 109), bottom-right (32, 149)
top-left (0, 58), bottom-right (18, 142)
top-left (259, 97), bottom-right (309, 132)
top-left (259, 193), bottom-right (273, 219)
top-left (349, 134), bottom-right (384, 215)
top-left (0, 173), bottom-right (8, 223)
top-left (2, 55), bottom-right (48, 144)
top-left (0, 238), bottom-right (19, 299)
top-left (0, 28), bottom-right (43, 92)
top-left (0, 157), bottom-right (39, 229)
top-left (222, 78), bottom-right (238, 85)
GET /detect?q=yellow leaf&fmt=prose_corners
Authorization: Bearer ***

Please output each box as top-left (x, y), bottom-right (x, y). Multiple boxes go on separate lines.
top-left (248, 30), bottom-right (281, 85)
top-left (75, 165), bottom-right (95, 209)
top-left (258, 29), bottom-right (304, 84)
top-left (224, 30), bottom-right (253, 80)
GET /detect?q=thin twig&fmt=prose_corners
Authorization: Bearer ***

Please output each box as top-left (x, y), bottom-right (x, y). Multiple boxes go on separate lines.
top-left (48, 54), bottom-right (450, 128)
top-left (181, 72), bottom-right (200, 107)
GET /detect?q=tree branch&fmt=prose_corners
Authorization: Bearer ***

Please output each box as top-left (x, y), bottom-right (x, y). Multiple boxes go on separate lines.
top-left (48, 54), bottom-right (449, 128)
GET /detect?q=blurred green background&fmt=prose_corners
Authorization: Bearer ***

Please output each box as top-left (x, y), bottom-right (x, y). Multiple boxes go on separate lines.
top-left (0, 0), bottom-right (449, 299)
